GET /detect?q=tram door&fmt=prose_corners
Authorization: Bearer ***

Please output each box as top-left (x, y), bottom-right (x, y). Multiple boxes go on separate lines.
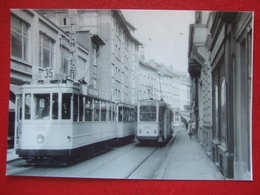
top-left (15, 94), bottom-right (22, 148)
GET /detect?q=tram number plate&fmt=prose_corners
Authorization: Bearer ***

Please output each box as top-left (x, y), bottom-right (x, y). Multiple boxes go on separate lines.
top-left (44, 68), bottom-right (54, 79)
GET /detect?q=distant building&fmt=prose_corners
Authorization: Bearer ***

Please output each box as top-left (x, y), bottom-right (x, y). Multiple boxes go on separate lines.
top-left (188, 11), bottom-right (253, 180)
top-left (137, 59), bottom-right (191, 118)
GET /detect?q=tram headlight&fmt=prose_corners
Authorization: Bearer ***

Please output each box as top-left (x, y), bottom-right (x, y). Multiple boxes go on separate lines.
top-left (37, 134), bottom-right (44, 144)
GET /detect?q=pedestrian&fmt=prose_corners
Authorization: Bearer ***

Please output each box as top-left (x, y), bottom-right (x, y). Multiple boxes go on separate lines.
top-left (188, 120), bottom-right (193, 139)
top-left (188, 128), bottom-right (192, 139)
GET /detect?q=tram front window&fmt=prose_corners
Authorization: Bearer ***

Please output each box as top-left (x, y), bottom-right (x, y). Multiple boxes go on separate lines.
top-left (140, 106), bottom-right (156, 122)
top-left (34, 94), bottom-right (50, 119)
top-left (52, 93), bottom-right (58, 119)
top-left (62, 93), bottom-right (71, 119)
top-left (24, 94), bottom-right (31, 119)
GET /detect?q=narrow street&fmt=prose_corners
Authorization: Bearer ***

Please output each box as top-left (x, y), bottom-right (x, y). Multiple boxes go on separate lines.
top-left (7, 128), bottom-right (223, 180)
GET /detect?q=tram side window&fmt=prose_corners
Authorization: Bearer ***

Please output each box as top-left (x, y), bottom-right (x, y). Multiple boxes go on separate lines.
top-left (17, 95), bottom-right (22, 121)
top-left (62, 93), bottom-right (71, 119)
top-left (123, 107), bottom-right (130, 122)
top-left (118, 106), bottom-right (123, 122)
top-left (140, 106), bottom-right (156, 122)
top-left (52, 93), bottom-right (58, 119)
top-left (94, 99), bottom-right (100, 121)
top-left (159, 107), bottom-right (165, 122)
top-left (85, 97), bottom-right (93, 121)
top-left (113, 104), bottom-right (116, 121)
top-left (73, 94), bottom-right (79, 122)
top-left (24, 94), bottom-right (31, 119)
top-left (108, 103), bottom-right (112, 121)
top-left (34, 94), bottom-right (50, 119)
top-left (79, 95), bottom-right (83, 122)
top-left (129, 108), bottom-right (135, 122)
top-left (101, 101), bottom-right (106, 121)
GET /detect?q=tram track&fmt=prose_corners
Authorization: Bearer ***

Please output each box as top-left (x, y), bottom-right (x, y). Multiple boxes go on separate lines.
top-left (125, 146), bottom-right (158, 179)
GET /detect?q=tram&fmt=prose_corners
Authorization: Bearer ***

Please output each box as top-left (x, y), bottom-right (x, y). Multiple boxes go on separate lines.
top-left (136, 99), bottom-right (173, 143)
top-left (116, 103), bottom-right (136, 144)
top-left (14, 80), bottom-right (136, 164)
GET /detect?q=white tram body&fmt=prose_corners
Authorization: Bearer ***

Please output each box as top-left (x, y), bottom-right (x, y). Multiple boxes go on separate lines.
top-left (116, 103), bottom-right (137, 142)
top-left (136, 99), bottom-right (173, 143)
top-left (15, 82), bottom-right (136, 162)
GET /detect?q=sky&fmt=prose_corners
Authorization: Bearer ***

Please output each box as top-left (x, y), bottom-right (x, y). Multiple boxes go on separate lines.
top-left (122, 10), bottom-right (195, 74)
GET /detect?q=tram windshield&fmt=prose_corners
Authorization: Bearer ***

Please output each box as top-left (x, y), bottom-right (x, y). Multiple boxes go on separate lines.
top-left (139, 106), bottom-right (156, 122)
top-left (34, 94), bottom-right (50, 119)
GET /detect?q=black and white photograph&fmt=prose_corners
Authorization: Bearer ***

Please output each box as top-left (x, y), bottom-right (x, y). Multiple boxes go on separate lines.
top-left (6, 9), bottom-right (253, 180)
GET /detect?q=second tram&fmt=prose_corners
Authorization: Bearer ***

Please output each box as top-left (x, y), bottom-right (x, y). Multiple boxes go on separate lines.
top-left (136, 99), bottom-right (173, 143)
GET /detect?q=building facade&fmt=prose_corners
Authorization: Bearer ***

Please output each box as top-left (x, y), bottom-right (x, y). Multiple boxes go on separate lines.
top-left (137, 59), bottom-right (191, 122)
top-left (188, 11), bottom-right (253, 179)
top-left (38, 9), bottom-right (141, 105)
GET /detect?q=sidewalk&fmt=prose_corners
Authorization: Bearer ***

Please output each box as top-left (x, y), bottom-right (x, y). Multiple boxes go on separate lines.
top-left (162, 129), bottom-right (224, 180)
top-left (7, 148), bottom-right (20, 162)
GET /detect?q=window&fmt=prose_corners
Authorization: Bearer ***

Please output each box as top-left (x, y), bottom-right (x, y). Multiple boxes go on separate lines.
top-left (78, 56), bottom-right (86, 80)
top-left (94, 99), bottom-right (100, 121)
top-left (34, 94), bottom-right (50, 120)
top-left (62, 93), bottom-right (71, 119)
top-left (52, 93), bottom-right (58, 119)
top-left (85, 97), bottom-right (93, 121)
top-left (159, 106), bottom-right (165, 122)
top-left (101, 101), bottom-right (106, 121)
top-left (24, 94), bottom-right (31, 120)
top-left (140, 106), bottom-right (156, 122)
top-left (17, 95), bottom-right (22, 121)
top-left (73, 94), bottom-right (78, 122)
top-left (79, 95), bottom-right (84, 121)
top-left (11, 16), bottom-right (29, 61)
top-left (39, 33), bottom-right (54, 68)
top-left (108, 103), bottom-right (112, 121)
top-left (220, 79), bottom-right (226, 144)
top-left (118, 106), bottom-right (123, 122)
top-left (113, 104), bottom-right (117, 121)
top-left (214, 85), bottom-right (218, 139)
top-left (92, 78), bottom-right (97, 88)
top-left (61, 47), bottom-right (69, 75)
